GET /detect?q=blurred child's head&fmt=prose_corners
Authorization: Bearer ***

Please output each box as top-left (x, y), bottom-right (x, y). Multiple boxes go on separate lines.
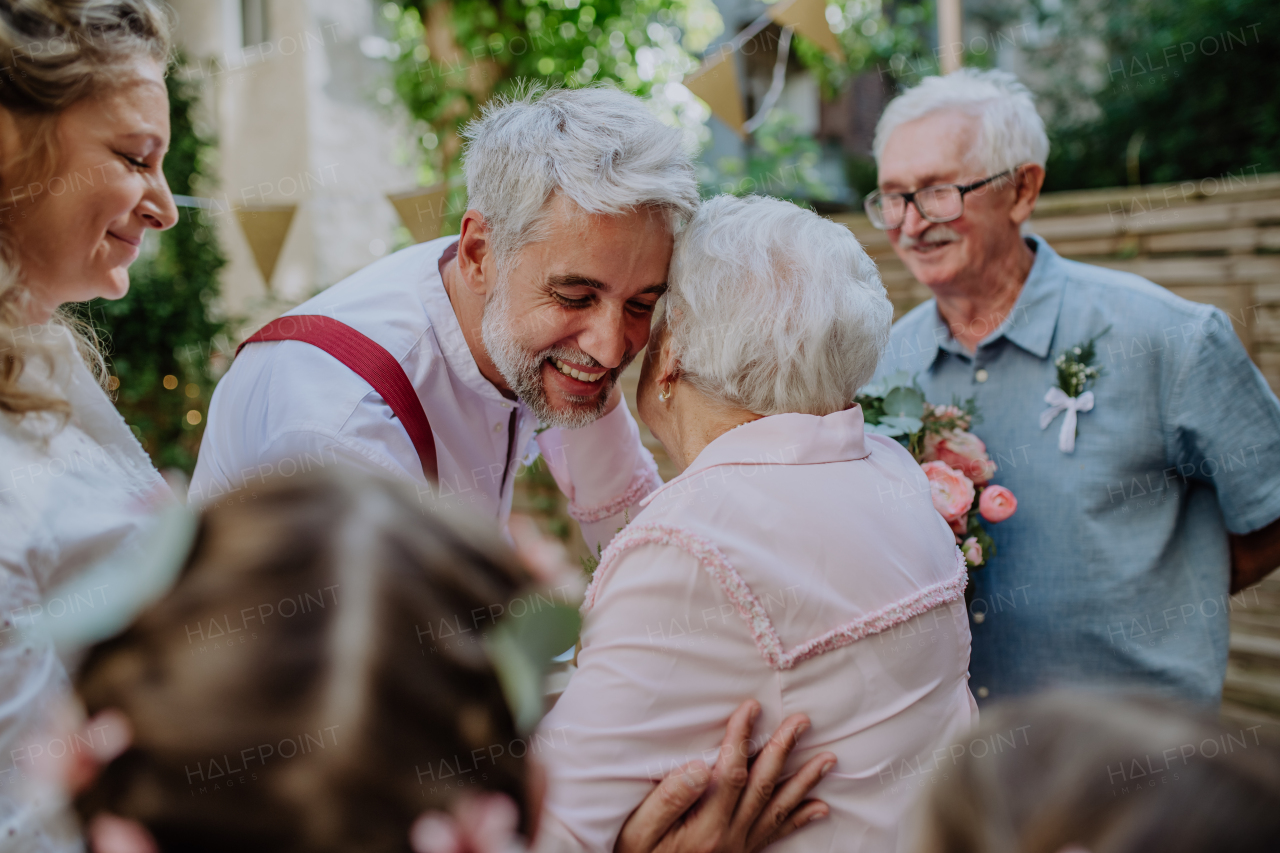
top-left (915, 690), bottom-right (1280, 853)
top-left (73, 470), bottom-right (542, 853)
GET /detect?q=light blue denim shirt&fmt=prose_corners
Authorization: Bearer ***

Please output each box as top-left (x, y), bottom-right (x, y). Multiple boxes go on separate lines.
top-left (872, 235), bottom-right (1280, 705)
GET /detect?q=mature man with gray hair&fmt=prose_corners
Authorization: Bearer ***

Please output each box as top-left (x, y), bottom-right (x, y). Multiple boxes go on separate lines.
top-left (869, 68), bottom-right (1280, 706)
top-left (192, 87), bottom-right (693, 552)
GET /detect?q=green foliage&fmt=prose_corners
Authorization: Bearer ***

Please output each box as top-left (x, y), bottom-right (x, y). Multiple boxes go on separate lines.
top-left (383, 0), bottom-right (719, 229)
top-left (707, 111), bottom-right (829, 203)
top-left (1031, 0), bottom-right (1280, 191)
top-left (515, 456), bottom-right (572, 541)
top-left (794, 0), bottom-right (935, 96)
top-left (1053, 326), bottom-right (1109, 399)
top-left (787, 0), bottom-right (936, 201)
top-left (76, 64), bottom-right (227, 472)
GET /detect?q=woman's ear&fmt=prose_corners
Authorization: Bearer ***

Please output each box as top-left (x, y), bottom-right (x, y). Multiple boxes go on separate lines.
top-left (87, 813), bottom-right (158, 853)
top-left (656, 332), bottom-right (680, 386)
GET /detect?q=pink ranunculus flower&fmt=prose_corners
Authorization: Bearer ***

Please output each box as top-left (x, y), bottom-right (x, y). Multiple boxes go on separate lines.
top-left (962, 536), bottom-right (983, 566)
top-left (921, 460), bottom-right (975, 523)
top-left (931, 430), bottom-right (997, 486)
top-left (979, 485), bottom-right (1018, 523)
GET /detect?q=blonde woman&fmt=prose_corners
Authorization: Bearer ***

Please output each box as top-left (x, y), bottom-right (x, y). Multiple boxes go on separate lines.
top-left (0, 2), bottom-right (179, 849)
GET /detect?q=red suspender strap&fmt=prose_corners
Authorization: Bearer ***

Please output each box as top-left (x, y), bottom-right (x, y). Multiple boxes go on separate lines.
top-left (236, 315), bottom-right (438, 480)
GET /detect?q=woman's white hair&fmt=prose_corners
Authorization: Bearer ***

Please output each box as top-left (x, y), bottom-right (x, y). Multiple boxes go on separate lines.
top-left (664, 194), bottom-right (892, 417)
top-left (461, 84), bottom-right (699, 267)
top-left (872, 68), bottom-right (1049, 174)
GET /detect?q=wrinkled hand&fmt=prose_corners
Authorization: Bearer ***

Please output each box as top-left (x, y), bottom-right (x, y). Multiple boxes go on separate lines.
top-left (615, 700), bottom-right (835, 853)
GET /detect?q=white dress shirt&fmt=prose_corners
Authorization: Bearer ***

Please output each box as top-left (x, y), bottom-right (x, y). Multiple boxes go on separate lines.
top-left (191, 237), bottom-right (659, 551)
top-left (0, 337), bottom-right (168, 852)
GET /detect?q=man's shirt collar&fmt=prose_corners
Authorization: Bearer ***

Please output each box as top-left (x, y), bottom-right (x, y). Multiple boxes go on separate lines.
top-left (925, 234), bottom-right (1065, 364)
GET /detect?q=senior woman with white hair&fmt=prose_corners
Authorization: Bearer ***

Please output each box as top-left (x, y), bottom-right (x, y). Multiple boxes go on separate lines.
top-left (537, 195), bottom-right (978, 853)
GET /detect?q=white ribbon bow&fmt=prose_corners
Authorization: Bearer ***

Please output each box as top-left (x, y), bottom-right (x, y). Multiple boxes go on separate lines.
top-left (1039, 387), bottom-right (1094, 453)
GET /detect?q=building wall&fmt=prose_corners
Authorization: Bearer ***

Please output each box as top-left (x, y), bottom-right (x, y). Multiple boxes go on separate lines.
top-left (168, 0), bottom-right (418, 328)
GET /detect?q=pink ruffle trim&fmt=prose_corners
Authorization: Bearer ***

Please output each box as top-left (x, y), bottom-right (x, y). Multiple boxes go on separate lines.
top-left (567, 461), bottom-right (662, 524)
top-left (584, 523), bottom-right (969, 671)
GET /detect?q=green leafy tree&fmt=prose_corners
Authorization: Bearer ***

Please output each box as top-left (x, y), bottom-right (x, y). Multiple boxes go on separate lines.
top-left (787, 0), bottom-right (936, 197)
top-left (796, 0), bottom-right (935, 96)
top-left (75, 63), bottom-right (227, 472)
top-left (1027, 0), bottom-right (1280, 190)
top-left (708, 111), bottom-right (830, 202)
top-left (382, 0), bottom-right (721, 229)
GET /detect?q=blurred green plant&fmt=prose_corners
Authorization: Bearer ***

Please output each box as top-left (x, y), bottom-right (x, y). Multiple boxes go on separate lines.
top-left (786, 0), bottom-right (937, 201)
top-left (795, 0), bottom-right (935, 96)
top-left (74, 62), bottom-right (227, 472)
top-left (1027, 0), bottom-right (1280, 190)
top-left (382, 0), bottom-right (722, 232)
top-left (709, 111), bottom-right (829, 202)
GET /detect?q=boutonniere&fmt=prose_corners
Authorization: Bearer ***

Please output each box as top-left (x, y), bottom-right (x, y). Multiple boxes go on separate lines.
top-left (1040, 326), bottom-right (1110, 453)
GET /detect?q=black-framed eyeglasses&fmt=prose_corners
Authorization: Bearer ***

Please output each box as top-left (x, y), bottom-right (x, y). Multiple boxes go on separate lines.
top-left (863, 169), bottom-right (1015, 230)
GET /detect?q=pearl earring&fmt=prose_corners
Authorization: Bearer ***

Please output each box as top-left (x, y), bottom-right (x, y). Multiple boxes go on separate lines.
top-left (658, 382), bottom-right (672, 402)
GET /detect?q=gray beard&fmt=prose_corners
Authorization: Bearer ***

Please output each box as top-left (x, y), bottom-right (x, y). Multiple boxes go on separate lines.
top-left (480, 280), bottom-right (629, 429)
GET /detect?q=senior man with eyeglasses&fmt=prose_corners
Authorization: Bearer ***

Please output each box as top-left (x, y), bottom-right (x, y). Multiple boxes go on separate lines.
top-left (867, 68), bottom-right (1280, 707)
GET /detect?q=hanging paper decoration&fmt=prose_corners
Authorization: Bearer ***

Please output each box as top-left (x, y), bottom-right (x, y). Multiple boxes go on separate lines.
top-left (769, 0), bottom-right (844, 60)
top-left (388, 184), bottom-right (452, 244)
top-left (683, 0), bottom-right (842, 136)
top-left (683, 49), bottom-right (747, 138)
top-left (743, 26), bottom-right (794, 134)
top-left (235, 204), bottom-right (296, 287)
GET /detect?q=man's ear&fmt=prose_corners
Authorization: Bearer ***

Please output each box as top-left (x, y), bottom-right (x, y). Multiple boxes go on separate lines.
top-left (1009, 163), bottom-right (1045, 226)
top-left (455, 209), bottom-right (496, 298)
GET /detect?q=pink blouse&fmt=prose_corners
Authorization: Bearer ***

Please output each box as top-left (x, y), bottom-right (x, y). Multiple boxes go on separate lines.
top-left (537, 405), bottom-right (977, 853)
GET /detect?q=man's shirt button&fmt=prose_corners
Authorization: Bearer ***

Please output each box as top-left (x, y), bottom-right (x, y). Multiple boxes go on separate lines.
top-left (975, 368), bottom-right (989, 383)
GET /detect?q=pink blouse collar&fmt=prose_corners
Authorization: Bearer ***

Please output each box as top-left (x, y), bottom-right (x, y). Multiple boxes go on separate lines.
top-left (641, 405), bottom-right (870, 507)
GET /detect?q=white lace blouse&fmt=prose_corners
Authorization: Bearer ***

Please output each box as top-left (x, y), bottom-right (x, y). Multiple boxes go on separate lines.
top-left (0, 333), bottom-right (166, 852)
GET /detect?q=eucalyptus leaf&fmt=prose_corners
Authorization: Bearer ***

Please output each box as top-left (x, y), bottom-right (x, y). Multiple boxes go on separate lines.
top-left (485, 601), bottom-right (581, 733)
top-left (879, 415), bottom-right (924, 434)
top-left (858, 378), bottom-right (889, 398)
top-left (882, 369), bottom-right (915, 391)
top-left (883, 386), bottom-right (926, 418)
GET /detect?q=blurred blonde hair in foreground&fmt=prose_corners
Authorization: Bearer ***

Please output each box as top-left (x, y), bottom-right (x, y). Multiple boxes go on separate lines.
top-left (915, 690), bottom-right (1280, 853)
top-left (73, 470), bottom-right (537, 853)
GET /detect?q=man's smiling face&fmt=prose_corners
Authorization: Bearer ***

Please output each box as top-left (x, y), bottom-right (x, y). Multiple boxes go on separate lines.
top-left (481, 194), bottom-right (673, 428)
top-left (878, 108), bottom-right (1017, 296)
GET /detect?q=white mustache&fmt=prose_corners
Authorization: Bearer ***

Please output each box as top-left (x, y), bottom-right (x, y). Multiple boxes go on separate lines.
top-left (899, 225), bottom-right (961, 249)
